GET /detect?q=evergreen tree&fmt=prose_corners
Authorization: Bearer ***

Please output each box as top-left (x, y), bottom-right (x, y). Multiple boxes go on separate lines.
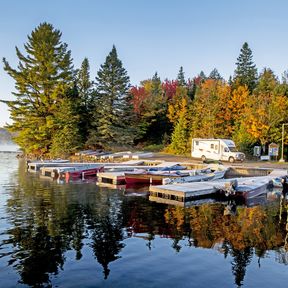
top-left (151, 72), bottom-right (161, 94)
top-left (234, 42), bottom-right (258, 92)
top-left (149, 72), bottom-right (170, 144)
top-left (77, 58), bottom-right (93, 110)
top-left (168, 97), bottom-right (190, 154)
top-left (1, 22), bottom-right (78, 156)
top-left (76, 58), bottom-right (94, 143)
top-left (199, 71), bottom-right (207, 81)
top-left (177, 66), bottom-right (186, 86)
top-left (50, 97), bottom-right (82, 158)
top-left (209, 68), bottom-right (222, 80)
top-left (88, 45), bottom-right (135, 148)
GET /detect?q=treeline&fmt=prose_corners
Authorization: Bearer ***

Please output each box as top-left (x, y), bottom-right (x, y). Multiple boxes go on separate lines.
top-left (2, 23), bottom-right (288, 157)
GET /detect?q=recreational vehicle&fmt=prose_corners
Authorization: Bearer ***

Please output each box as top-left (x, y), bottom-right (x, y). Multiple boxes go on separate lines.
top-left (191, 138), bottom-right (245, 163)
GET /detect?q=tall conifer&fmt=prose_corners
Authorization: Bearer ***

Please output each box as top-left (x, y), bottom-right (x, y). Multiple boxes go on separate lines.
top-left (2, 22), bottom-right (79, 156)
top-left (76, 58), bottom-right (93, 142)
top-left (209, 68), bottom-right (222, 80)
top-left (88, 45), bottom-right (135, 148)
top-left (234, 42), bottom-right (258, 92)
top-left (177, 66), bottom-right (186, 86)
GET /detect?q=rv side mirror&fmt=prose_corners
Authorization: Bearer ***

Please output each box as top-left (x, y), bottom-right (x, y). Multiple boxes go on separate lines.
top-left (224, 148), bottom-right (229, 152)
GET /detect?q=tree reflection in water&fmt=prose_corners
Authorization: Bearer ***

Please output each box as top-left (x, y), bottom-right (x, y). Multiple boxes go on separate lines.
top-left (4, 225), bottom-right (64, 287)
top-left (90, 215), bottom-right (124, 279)
top-left (276, 195), bottom-right (288, 265)
top-left (2, 159), bottom-right (288, 287)
top-left (161, 199), bottom-right (288, 286)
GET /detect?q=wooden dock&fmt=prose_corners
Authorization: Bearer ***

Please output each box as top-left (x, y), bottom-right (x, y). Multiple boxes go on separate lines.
top-left (226, 166), bottom-right (272, 177)
top-left (149, 181), bottom-right (233, 202)
top-left (97, 172), bottom-right (126, 185)
top-left (149, 169), bottom-right (288, 204)
top-left (28, 162), bottom-right (95, 172)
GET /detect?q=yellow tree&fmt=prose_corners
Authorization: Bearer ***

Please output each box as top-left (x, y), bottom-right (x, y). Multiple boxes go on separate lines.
top-left (228, 85), bottom-right (250, 134)
top-left (167, 86), bottom-right (189, 124)
top-left (190, 79), bottom-right (232, 138)
top-left (240, 68), bottom-right (288, 146)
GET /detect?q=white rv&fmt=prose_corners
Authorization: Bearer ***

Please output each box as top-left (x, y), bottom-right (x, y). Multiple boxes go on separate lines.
top-left (191, 138), bottom-right (245, 163)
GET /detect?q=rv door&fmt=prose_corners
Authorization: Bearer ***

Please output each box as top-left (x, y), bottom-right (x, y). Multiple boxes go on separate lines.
top-left (221, 145), bottom-right (230, 161)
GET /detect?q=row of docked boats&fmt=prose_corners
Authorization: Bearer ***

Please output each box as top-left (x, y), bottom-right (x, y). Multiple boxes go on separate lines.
top-left (124, 164), bottom-right (227, 185)
top-left (26, 159), bottom-right (288, 202)
top-left (27, 159), bottom-right (227, 184)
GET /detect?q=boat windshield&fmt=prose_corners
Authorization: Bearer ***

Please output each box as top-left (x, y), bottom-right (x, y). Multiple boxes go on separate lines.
top-left (229, 147), bottom-right (238, 152)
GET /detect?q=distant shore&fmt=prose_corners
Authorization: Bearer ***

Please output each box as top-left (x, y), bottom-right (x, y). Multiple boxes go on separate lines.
top-left (0, 144), bottom-right (20, 152)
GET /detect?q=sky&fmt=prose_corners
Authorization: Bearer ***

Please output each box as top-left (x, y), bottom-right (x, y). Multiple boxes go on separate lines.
top-left (0, 0), bottom-right (288, 127)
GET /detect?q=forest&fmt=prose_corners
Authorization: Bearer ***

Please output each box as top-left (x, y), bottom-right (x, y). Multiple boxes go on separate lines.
top-left (2, 22), bottom-right (288, 158)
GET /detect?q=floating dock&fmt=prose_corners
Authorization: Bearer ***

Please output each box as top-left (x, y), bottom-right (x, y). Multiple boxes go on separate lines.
top-left (27, 159), bottom-right (164, 173)
top-left (97, 172), bottom-right (126, 185)
top-left (28, 162), bottom-right (93, 172)
top-left (226, 166), bottom-right (272, 177)
top-left (149, 169), bottom-right (288, 203)
top-left (149, 181), bottom-right (233, 202)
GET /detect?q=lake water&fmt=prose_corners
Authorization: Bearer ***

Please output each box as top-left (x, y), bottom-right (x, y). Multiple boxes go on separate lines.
top-left (0, 152), bottom-right (288, 287)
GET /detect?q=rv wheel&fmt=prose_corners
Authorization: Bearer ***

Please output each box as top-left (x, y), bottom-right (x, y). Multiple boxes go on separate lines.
top-left (229, 157), bottom-right (235, 163)
top-left (201, 155), bottom-right (206, 162)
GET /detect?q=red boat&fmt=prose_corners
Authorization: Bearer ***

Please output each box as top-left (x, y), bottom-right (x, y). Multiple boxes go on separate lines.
top-left (65, 166), bottom-right (104, 181)
top-left (124, 170), bottom-right (181, 185)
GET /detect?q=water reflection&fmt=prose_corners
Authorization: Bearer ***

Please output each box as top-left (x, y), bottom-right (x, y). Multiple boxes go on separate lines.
top-left (1, 157), bottom-right (288, 287)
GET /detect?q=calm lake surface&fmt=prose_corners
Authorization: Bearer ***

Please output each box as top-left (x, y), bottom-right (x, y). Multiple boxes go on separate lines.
top-left (0, 153), bottom-right (288, 287)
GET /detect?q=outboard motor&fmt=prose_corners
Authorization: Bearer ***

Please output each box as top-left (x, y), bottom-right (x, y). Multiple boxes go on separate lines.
top-left (281, 176), bottom-right (288, 198)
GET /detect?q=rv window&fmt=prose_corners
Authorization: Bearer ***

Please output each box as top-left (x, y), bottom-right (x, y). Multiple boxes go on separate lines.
top-left (211, 144), bottom-right (214, 149)
top-left (195, 141), bottom-right (199, 146)
top-left (229, 147), bottom-right (238, 152)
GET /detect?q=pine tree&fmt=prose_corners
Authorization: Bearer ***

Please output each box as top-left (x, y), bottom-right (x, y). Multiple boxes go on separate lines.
top-left (151, 72), bottom-right (161, 95)
top-left (209, 68), bottom-right (222, 80)
top-left (199, 71), bottom-right (207, 81)
top-left (50, 97), bottom-right (82, 158)
top-left (177, 66), bottom-right (186, 86)
top-left (1, 22), bottom-right (77, 156)
top-left (234, 42), bottom-right (258, 92)
top-left (168, 97), bottom-right (190, 154)
top-left (149, 72), bottom-right (170, 144)
top-left (76, 58), bottom-right (94, 143)
top-left (88, 45), bottom-right (135, 148)
top-left (77, 58), bottom-right (93, 110)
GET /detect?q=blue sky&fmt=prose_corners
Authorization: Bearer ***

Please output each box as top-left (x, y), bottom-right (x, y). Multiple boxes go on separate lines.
top-left (0, 0), bottom-right (287, 127)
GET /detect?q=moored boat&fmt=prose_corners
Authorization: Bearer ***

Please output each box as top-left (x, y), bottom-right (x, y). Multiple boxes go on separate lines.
top-left (162, 167), bottom-right (227, 185)
top-left (220, 176), bottom-right (273, 199)
top-left (63, 166), bottom-right (105, 181)
top-left (124, 169), bottom-right (183, 185)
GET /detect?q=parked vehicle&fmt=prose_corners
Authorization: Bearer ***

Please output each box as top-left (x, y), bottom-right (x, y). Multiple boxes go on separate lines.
top-left (191, 138), bottom-right (245, 163)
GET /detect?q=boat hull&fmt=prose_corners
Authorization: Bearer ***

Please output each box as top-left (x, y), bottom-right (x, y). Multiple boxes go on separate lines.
top-left (235, 183), bottom-right (269, 199)
top-left (64, 166), bottom-right (104, 181)
top-left (125, 173), bottom-right (180, 185)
